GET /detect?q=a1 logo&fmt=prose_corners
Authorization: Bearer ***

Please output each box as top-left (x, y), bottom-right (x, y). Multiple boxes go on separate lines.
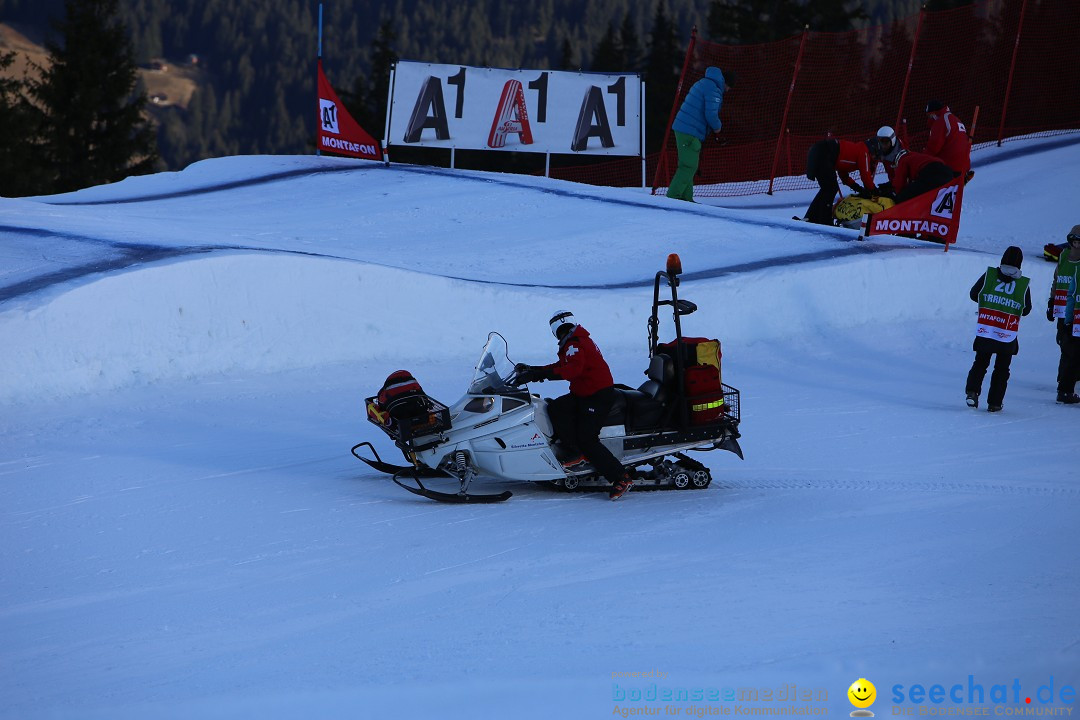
top-left (320, 99), bottom-right (340, 134)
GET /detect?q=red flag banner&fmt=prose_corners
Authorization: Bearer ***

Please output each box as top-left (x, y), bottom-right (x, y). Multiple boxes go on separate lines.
top-left (317, 60), bottom-right (382, 161)
top-left (864, 177), bottom-right (965, 248)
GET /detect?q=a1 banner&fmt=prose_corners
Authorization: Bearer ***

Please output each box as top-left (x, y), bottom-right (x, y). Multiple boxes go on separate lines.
top-left (864, 177), bottom-right (964, 248)
top-left (317, 60), bottom-right (382, 161)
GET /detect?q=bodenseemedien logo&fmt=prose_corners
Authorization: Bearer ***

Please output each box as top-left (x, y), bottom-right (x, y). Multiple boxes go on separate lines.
top-left (849, 678), bottom-right (877, 717)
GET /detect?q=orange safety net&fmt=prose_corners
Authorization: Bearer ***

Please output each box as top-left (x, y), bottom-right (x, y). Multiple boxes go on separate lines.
top-left (558, 0), bottom-right (1080, 196)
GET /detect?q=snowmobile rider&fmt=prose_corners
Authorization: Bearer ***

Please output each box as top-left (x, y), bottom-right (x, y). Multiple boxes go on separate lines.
top-left (514, 311), bottom-right (634, 499)
top-left (802, 137), bottom-right (879, 225)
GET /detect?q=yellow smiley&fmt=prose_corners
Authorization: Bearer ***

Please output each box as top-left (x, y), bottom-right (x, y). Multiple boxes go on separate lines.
top-left (848, 678), bottom-right (876, 708)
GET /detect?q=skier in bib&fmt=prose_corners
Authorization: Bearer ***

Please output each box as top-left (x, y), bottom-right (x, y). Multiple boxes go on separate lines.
top-left (965, 246), bottom-right (1032, 412)
top-left (1047, 225), bottom-right (1080, 404)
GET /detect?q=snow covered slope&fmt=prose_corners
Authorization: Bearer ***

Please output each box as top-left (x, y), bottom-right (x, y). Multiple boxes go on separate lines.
top-left (1, 135), bottom-right (1078, 720)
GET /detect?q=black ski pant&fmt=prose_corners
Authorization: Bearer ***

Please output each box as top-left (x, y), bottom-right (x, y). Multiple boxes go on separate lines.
top-left (895, 162), bottom-right (955, 205)
top-left (805, 139), bottom-right (841, 225)
top-left (547, 387), bottom-right (625, 485)
top-left (966, 349), bottom-right (1013, 407)
top-left (1056, 320), bottom-right (1080, 394)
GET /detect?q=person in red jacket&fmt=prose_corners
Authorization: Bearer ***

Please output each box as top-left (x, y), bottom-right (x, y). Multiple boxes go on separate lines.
top-left (515, 311), bottom-right (633, 499)
top-left (802, 138), bottom-right (879, 225)
top-left (886, 148), bottom-right (956, 205)
top-left (924, 100), bottom-right (971, 177)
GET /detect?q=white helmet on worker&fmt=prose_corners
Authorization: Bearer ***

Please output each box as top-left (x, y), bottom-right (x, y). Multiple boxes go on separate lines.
top-left (549, 310), bottom-right (577, 340)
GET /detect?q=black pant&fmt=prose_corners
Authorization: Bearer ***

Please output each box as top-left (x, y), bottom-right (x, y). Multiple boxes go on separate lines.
top-left (547, 387), bottom-right (625, 485)
top-left (895, 162), bottom-right (955, 204)
top-left (966, 350), bottom-right (1013, 407)
top-left (805, 139), bottom-right (840, 225)
top-left (1057, 320), bottom-right (1080, 394)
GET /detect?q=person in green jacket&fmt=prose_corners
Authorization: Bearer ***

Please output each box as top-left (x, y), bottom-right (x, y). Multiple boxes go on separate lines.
top-left (966, 246), bottom-right (1031, 412)
top-left (1047, 225), bottom-right (1080, 404)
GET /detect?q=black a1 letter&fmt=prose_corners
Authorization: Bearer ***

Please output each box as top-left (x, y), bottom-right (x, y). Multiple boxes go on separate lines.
top-left (404, 76), bottom-right (451, 143)
top-left (571, 86), bottom-right (615, 152)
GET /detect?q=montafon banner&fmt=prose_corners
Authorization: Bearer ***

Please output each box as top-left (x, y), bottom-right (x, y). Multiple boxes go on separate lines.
top-left (387, 61), bottom-right (642, 156)
top-left (865, 177), bottom-right (965, 247)
top-left (317, 60), bottom-right (382, 161)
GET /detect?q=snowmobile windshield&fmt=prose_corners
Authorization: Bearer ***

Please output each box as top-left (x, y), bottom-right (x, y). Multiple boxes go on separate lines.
top-left (468, 332), bottom-right (517, 395)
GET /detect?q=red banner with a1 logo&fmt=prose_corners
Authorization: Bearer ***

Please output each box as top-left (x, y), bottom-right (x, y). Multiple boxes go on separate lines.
top-left (865, 177), bottom-right (964, 248)
top-left (317, 60), bottom-right (382, 161)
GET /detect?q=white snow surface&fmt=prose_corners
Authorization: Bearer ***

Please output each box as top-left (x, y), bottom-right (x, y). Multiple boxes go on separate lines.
top-left (2, 134), bottom-right (1079, 719)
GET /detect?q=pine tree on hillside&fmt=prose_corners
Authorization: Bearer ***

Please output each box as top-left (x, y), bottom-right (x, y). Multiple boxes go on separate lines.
top-left (708, 0), bottom-right (802, 43)
top-left (620, 13), bottom-right (642, 71)
top-left (369, 19), bottom-right (398, 137)
top-left (28, 0), bottom-right (159, 194)
top-left (0, 50), bottom-right (46, 196)
top-left (591, 24), bottom-right (622, 72)
top-left (644, 0), bottom-right (683, 153)
top-left (708, 0), bottom-right (866, 44)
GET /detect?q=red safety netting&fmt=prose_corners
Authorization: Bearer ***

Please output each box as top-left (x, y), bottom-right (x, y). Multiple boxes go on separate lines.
top-left (555, 0), bottom-right (1079, 196)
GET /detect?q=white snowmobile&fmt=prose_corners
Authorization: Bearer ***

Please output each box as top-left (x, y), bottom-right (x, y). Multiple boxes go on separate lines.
top-left (352, 255), bottom-right (744, 503)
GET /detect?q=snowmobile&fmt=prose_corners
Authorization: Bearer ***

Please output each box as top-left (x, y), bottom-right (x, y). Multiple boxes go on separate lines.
top-left (352, 254), bottom-right (744, 503)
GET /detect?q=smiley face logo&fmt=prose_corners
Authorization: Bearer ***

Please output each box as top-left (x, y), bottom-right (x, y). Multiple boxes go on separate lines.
top-left (848, 678), bottom-right (876, 716)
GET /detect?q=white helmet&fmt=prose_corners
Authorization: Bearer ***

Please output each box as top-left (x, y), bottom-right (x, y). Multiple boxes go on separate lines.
top-left (549, 310), bottom-right (576, 339)
top-left (876, 125), bottom-right (896, 153)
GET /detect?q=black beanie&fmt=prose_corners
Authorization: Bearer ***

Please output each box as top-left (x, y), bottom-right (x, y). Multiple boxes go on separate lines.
top-left (1001, 245), bottom-right (1023, 268)
top-left (925, 99), bottom-right (945, 113)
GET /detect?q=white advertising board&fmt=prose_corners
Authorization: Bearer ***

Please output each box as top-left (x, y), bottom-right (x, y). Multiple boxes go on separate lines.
top-left (387, 61), bottom-right (642, 156)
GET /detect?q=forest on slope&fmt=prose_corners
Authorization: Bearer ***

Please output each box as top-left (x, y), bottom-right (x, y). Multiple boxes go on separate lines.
top-left (1, 0), bottom-right (922, 171)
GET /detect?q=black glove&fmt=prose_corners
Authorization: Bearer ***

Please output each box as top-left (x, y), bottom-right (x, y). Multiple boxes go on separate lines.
top-left (513, 364), bottom-right (545, 384)
top-left (1047, 304), bottom-right (1055, 322)
top-left (848, 183), bottom-right (866, 196)
top-left (877, 181), bottom-right (894, 197)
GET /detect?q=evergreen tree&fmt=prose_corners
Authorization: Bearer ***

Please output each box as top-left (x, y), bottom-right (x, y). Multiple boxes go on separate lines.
top-left (644, 0), bottom-right (683, 152)
top-left (799, 0), bottom-right (868, 33)
top-left (0, 50), bottom-right (45, 196)
top-left (591, 24), bottom-right (622, 72)
top-left (369, 19), bottom-right (398, 138)
top-left (708, 0), bottom-right (803, 43)
top-left (557, 36), bottom-right (576, 71)
top-left (619, 13), bottom-right (642, 71)
top-left (28, 0), bottom-right (159, 193)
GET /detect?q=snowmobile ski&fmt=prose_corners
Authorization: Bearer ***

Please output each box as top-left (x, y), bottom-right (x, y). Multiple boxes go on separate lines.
top-left (392, 471), bottom-right (512, 503)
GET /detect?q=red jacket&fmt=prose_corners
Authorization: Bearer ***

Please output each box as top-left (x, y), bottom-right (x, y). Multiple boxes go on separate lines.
top-left (925, 109), bottom-right (970, 175)
top-left (543, 325), bottom-right (613, 397)
top-left (892, 150), bottom-right (945, 194)
top-left (834, 139), bottom-right (878, 191)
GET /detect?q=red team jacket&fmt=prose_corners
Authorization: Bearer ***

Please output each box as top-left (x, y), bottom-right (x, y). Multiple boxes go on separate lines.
top-left (925, 109), bottom-right (971, 175)
top-left (835, 139), bottom-right (878, 191)
top-left (543, 325), bottom-right (614, 397)
top-left (891, 150), bottom-right (945, 194)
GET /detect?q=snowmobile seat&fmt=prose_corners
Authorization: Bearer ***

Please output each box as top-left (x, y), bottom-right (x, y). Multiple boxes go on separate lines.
top-left (638, 353), bottom-right (674, 404)
top-left (596, 355), bottom-right (674, 429)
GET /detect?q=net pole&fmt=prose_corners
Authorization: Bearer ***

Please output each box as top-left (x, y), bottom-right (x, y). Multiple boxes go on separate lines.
top-left (997, 0), bottom-right (1030, 146)
top-left (895, 7), bottom-right (924, 131)
top-left (768, 28), bottom-right (808, 195)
